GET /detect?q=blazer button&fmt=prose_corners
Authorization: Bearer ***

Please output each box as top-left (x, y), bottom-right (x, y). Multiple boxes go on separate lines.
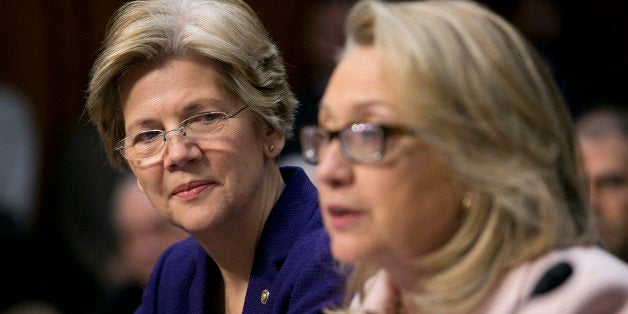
top-left (260, 289), bottom-right (270, 304)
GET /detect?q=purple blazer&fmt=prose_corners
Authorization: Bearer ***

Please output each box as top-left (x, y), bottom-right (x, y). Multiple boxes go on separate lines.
top-left (135, 167), bottom-right (344, 313)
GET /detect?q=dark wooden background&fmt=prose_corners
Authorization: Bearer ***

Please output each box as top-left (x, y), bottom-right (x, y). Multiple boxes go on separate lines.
top-left (0, 0), bottom-right (326, 210)
top-left (0, 0), bottom-right (625, 219)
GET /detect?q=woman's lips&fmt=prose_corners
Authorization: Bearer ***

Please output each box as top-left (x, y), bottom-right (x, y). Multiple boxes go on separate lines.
top-left (172, 181), bottom-right (211, 200)
top-left (326, 205), bottom-right (364, 230)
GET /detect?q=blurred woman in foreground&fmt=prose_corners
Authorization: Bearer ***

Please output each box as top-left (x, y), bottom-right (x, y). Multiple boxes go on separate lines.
top-left (301, 0), bottom-right (628, 312)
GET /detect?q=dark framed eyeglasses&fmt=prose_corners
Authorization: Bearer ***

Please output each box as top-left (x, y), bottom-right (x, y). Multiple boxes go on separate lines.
top-left (299, 122), bottom-right (416, 164)
top-left (116, 105), bottom-right (247, 164)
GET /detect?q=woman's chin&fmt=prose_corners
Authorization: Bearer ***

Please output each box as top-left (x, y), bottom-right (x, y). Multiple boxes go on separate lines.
top-left (330, 235), bottom-right (370, 264)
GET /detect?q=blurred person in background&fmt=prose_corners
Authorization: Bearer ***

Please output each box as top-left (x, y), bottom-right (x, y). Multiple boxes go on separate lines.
top-left (86, 0), bottom-right (344, 312)
top-left (301, 0), bottom-right (628, 312)
top-left (101, 175), bottom-right (187, 313)
top-left (0, 82), bottom-right (39, 230)
top-left (0, 84), bottom-right (60, 314)
top-left (0, 82), bottom-right (48, 313)
top-left (577, 105), bottom-right (628, 262)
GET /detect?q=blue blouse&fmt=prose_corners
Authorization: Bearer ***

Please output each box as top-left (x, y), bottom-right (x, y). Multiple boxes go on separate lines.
top-left (136, 167), bottom-right (344, 313)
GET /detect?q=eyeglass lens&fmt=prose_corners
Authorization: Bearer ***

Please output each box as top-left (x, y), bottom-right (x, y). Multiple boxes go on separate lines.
top-left (300, 123), bottom-right (386, 164)
top-left (117, 106), bottom-right (247, 164)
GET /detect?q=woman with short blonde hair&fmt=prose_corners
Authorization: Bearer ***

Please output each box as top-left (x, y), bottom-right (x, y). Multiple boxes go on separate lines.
top-left (87, 0), bottom-right (344, 312)
top-left (88, 0), bottom-right (297, 169)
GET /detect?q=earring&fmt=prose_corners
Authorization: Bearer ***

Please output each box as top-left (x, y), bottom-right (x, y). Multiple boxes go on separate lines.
top-left (269, 145), bottom-right (275, 152)
top-left (462, 192), bottom-right (474, 210)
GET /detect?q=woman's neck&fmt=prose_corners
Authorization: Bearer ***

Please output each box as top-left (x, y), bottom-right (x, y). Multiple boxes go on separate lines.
top-left (197, 165), bottom-right (286, 312)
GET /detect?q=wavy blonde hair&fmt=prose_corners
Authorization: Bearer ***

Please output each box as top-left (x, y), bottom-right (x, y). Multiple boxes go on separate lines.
top-left (86, 0), bottom-right (297, 169)
top-left (332, 0), bottom-right (598, 312)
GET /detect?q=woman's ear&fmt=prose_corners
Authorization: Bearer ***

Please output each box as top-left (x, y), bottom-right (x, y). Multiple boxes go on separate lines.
top-left (263, 125), bottom-right (285, 159)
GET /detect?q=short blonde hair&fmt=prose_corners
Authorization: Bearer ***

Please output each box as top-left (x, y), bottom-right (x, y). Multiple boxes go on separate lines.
top-left (86, 0), bottom-right (297, 169)
top-left (337, 0), bottom-right (597, 312)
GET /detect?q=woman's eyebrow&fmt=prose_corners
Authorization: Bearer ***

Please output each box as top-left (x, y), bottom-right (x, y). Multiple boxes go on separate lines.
top-left (319, 100), bottom-right (396, 125)
top-left (178, 98), bottom-right (227, 115)
top-left (125, 115), bottom-right (159, 131)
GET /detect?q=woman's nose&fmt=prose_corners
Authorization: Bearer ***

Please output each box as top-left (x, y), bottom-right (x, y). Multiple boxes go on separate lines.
top-left (316, 140), bottom-right (354, 188)
top-left (163, 135), bottom-right (202, 169)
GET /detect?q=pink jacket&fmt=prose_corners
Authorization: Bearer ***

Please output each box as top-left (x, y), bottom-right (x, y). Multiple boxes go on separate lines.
top-left (351, 246), bottom-right (628, 313)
